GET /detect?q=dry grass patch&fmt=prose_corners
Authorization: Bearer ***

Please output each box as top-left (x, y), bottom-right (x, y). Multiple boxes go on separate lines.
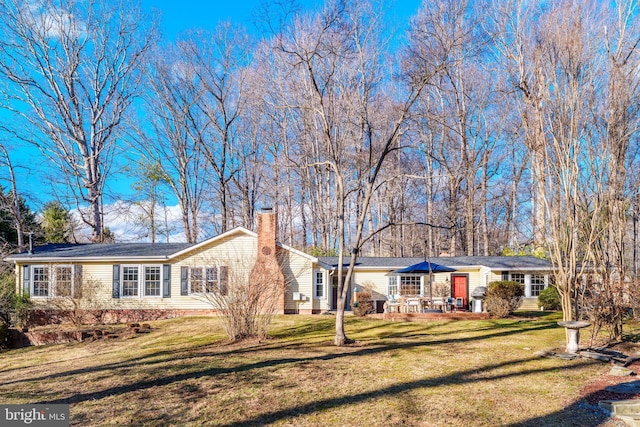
top-left (0, 313), bottom-right (619, 426)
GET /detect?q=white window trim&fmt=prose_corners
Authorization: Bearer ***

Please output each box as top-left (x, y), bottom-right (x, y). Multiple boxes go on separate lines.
top-left (120, 264), bottom-right (141, 299)
top-left (53, 264), bottom-right (75, 298)
top-left (30, 264), bottom-right (50, 298)
top-left (314, 270), bottom-right (325, 299)
top-left (388, 276), bottom-right (399, 299)
top-left (121, 264), bottom-right (166, 299)
top-left (188, 265), bottom-right (225, 295)
top-left (143, 265), bottom-right (163, 298)
top-left (530, 274), bottom-right (546, 297)
top-left (29, 264), bottom-right (80, 299)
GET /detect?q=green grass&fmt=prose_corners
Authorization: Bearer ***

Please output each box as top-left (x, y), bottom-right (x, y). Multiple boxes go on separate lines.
top-left (0, 313), bottom-right (618, 426)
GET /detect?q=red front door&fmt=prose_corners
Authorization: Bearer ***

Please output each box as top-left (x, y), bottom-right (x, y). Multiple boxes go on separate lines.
top-left (451, 275), bottom-right (468, 310)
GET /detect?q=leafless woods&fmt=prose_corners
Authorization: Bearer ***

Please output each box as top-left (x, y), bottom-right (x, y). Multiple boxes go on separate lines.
top-left (1, 0), bottom-right (640, 340)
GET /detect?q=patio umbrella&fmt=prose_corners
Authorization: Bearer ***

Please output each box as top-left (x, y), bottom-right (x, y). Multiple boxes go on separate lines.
top-left (389, 261), bottom-right (457, 275)
top-left (388, 261), bottom-right (457, 309)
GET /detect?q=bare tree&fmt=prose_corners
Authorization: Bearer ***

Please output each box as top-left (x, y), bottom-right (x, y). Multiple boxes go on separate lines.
top-left (0, 0), bottom-right (157, 242)
top-left (489, 0), bottom-right (549, 250)
top-left (0, 146), bottom-right (25, 250)
top-left (185, 25), bottom-right (251, 233)
top-left (271, 0), bottom-right (454, 345)
top-left (581, 0), bottom-right (640, 340)
top-left (492, 0), bottom-right (606, 323)
top-left (131, 41), bottom-right (208, 243)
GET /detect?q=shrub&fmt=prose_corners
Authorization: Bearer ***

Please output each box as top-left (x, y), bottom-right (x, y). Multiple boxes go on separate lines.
top-left (13, 293), bottom-right (32, 328)
top-left (353, 286), bottom-right (375, 317)
top-left (0, 273), bottom-right (17, 325)
top-left (485, 280), bottom-right (524, 318)
top-left (538, 286), bottom-right (561, 311)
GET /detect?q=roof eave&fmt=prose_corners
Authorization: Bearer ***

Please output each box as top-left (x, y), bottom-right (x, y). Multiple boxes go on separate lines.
top-left (277, 242), bottom-right (318, 262)
top-left (6, 255), bottom-right (171, 263)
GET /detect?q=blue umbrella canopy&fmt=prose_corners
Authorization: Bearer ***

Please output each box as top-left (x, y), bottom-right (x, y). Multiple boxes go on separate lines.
top-left (389, 261), bottom-right (456, 275)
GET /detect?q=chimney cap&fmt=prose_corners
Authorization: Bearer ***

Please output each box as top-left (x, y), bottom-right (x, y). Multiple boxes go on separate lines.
top-left (261, 207), bottom-right (274, 213)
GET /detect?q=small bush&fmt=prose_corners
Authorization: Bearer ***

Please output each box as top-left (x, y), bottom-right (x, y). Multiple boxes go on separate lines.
top-left (353, 287), bottom-right (375, 317)
top-left (538, 286), bottom-right (561, 311)
top-left (485, 281), bottom-right (524, 318)
top-left (13, 294), bottom-right (32, 328)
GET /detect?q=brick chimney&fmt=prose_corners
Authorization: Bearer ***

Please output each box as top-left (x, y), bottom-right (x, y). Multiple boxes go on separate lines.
top-left (250, 208), bottom-right (285, 314)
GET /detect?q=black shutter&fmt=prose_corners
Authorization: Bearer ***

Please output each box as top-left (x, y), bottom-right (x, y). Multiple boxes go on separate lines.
top-left (74, 265), bottom-right (83, 298)
top-left (163, 264), bottom-right (171, 298)
top-left (180, 266), bottom-right (189, 295)
top-left (22, 265), bottom-right (31, 296)
top-left (112, 264), bottom-right (121, 298)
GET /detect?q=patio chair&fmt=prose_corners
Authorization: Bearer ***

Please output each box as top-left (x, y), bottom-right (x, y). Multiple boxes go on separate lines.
top-left (447, 297), bottom-right (457, 312)
top-left (406, 298), bottom-right (420, 313)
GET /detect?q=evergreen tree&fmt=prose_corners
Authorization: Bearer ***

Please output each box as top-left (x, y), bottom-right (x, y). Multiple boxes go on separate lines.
top-left (41, 201), bottom-right (71, 243)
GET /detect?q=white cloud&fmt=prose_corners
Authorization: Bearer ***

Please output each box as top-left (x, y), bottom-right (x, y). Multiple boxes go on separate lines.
top-left (71, 201), bottom-right (188, 243)
top-left (25, 1), bottom-right (87, 40)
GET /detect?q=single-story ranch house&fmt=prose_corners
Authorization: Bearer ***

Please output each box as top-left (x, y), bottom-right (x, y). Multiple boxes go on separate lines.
top-left (5, 211), bottom-right (554, 320)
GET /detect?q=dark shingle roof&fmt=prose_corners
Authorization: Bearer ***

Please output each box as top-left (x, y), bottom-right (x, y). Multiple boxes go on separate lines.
top-left (318, 256), bottom-right (552, 270)
top-left (6, 242), bottom-right (194, 260)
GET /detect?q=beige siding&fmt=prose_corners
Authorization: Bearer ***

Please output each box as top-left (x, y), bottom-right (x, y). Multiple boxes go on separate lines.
top-left (80, 262), bottom-right (214, 310)
top-left (311, 268), bottom-right (331, 311)
top-left (282, 249), bottom-right (315, 311)
top-left (351, 270), bottom-right (390, 300)
top-left (490, 271), bottom-right (504, 283)
top-left (163, 233), bottom-right (257, 309)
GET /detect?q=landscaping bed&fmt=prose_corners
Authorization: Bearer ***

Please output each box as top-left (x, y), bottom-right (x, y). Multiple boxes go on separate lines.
top-left (9, 323), bottom-right (152, 348)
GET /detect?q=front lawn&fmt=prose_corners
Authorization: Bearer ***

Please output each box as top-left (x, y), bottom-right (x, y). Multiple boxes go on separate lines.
top-left (0, 314), bottom-right (619, 426)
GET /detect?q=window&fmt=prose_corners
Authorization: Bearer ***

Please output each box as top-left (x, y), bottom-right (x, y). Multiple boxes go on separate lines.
top-left (28, 265), bottom-right (80, 298)
top-left (55, 266), bottom-right (73, 297)
top-left (113, 264), bottom-right (167, 299)
top-left (32, 266), bottom-right (49, 297)
top-left (205, 268), bottom-right (218, 293)
top-left (122, 266), bottom-right (139, 297)
top-left (400, 276), bottom-right (421, 296)
top-left (190, 267), bottom-right (204, 293)
top-left (144, 266), bottom-right (161, 297)
top-left (314, 271), bottom-right (324, 298)
top-left (510, 273), bottom-right (525, 284)
top-left (188, 266), bottom-right (228, 295)
top-left (388, 276), bottom-right (398, 297)
top-left (531, 275), bottom-right (545, 296)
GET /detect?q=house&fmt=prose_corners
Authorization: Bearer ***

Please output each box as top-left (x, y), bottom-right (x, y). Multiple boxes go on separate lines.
top-left (318, 256), bottom-right (554, 312)
top-left (5, 210), bottom-right (554, 322)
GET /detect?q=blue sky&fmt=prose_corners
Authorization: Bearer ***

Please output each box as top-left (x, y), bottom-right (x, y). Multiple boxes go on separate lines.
top-left (7, 0), bottom-right (425, 241)
top-left (141, 0), bottom-right (424, 40)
